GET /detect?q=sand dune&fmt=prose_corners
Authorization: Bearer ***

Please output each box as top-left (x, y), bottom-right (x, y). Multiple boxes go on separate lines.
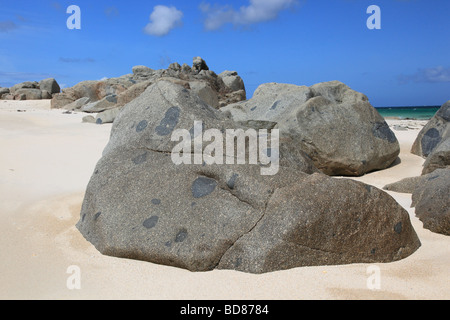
top-left (0, 101), bottom-right (448, 300)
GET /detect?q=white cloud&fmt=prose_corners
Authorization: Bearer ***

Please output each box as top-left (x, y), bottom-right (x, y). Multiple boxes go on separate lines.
top-left (398, 66), bottom-right (450, 84)
top-left (200, 0), bottom-right (298, 30)
top-left (144, 5), bottom-right (183, 37)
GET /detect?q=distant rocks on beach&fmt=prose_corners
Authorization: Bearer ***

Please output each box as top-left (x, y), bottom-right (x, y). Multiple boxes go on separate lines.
top-left (52, 56), bottom-right (247, 125)
top-left (0, 78), bottom-right (61, 100)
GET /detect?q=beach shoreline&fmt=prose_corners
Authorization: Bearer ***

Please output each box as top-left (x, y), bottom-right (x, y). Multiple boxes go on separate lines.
top-left (0, 101), bottom-right (448, 300)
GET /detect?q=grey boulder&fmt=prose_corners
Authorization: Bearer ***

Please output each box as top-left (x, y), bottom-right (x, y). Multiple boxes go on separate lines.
top-left (221, 81), bottom-right (400, 176)
top-left (383, 176), bottom-right (424, 194)
top-left (411, 168), bottom-right (450, 236)
top-left (422, 138), bottom-right (450, 175)
top-left (14, 88), bottom-right (42, 100)
top-left (0, 87), bottom-right (10, 95)
top-left (411, 101), bottom-right (450, 158)
top-left (218, 174), bottom-right (421, 273)
top-left (77, 80), bottom-right (421, 274)
top-left (39, 78), bottom-right (60, 94)
top-left (82, 95), bottom-right (118, 113)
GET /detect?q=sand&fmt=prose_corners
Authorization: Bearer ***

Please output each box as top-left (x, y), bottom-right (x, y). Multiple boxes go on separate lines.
top-left (0, 101), bottom-right (448, 300)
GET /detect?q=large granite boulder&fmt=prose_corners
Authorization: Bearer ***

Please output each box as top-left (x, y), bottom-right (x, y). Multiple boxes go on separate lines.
top-left (77, 80), bottom-right (421, 274)
top-left (411, 101), bottom-right (450, 158)
top-left (221, 81), bottom-right (400, 176)
top-left (411, 168), bottom-right (450, 236)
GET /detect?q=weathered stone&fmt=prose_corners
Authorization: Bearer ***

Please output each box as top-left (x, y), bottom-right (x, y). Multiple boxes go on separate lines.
top-left (116, 80), bottom-right (153, 107)
top-left (411, 168), bottom-right (450, 236)
top-left (82, 115), bottom-right (96, 123)
top-left (383, 176), bottom-right (424, 194)
top-left (10, 81), bottom-right (38, 94)
top-left (0, 87), bottom-right (10, 95)
top-left (132, 65), bottom-right (154, 81)
top-left (39, 78), bottom-right (60, 94)
top-left (219, 70), bottom-right (246, 92)
top-left (189, 81), bottom-right (219, 109)
top-left (218, 174), bottom-right (421, 273)
top-left (14, 88), bottom-right (42, 100)
top-left (95, 107), bottom-right (123, 124)
top-left (40, 90), bottom-right (52, 100)
top-left (62, 97), bottom-right (91, 111)
top-left (51, 92), bottom-right (77, 109)
top-left (82, 95), bottom-right (118, 113)
top-left (422, 138), bottom-right (450, 175)
top-left (411, 101), bottom-right (450, 158)
top-left (192, 56), bottom-right (209, 73)
top-left (221, 81), bottom-right (400, 176)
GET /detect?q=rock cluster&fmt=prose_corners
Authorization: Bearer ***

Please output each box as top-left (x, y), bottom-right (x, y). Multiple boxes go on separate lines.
top-left (77, 79), bottom-right (421, 274)
top-left (384, 101), bottom-right (450, 236)
top-left (52, 57), bottom-right (246, 124)
top-left (0, 78), bottom-right (60, 100)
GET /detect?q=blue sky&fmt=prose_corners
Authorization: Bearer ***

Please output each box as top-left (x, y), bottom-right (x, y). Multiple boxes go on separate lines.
top-left (0, 0), bottom-right (449, 107)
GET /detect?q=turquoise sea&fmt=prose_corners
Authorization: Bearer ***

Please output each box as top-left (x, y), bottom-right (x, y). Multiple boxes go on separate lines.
top-left (375, 106), bottom-right (440, 120)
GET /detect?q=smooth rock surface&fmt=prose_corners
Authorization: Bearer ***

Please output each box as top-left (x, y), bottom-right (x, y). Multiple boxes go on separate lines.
top-left (411, 101), bottom-right (450, 158)
top-left (411, 168), bottom-right (450, 236)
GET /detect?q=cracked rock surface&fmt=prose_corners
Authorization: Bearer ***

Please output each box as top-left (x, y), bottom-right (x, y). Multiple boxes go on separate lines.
top-left (77, 80), bottom-right (421, 274)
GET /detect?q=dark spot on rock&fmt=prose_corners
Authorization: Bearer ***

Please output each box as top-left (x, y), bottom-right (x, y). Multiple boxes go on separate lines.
top-left (143, 216), bottom-right (159, 229)
top-left (271, 100), bottom-right (280, 110)
top-left (266, 148), bottom-right (272, 157)
top-left (427, 175), bottom-right (439, 181)
top-left (155, 106), bottom-right (180, 136)
top-left (372, 122), bottom-right (397, 143)
top-left (371, 248), bottom-right (376, 254)
top-left (191, 202), bottom-right (196, 207)
top-left (82, 214), bottom-right (86, 222)
top-left (105, 95), bottom-right (117, 103)
top-left (421, 128), bottom-right (441, 157)
top-left (227, 173), bottom-right (239, 190)
top-left (394, 222), bottom-right (403, 234)
top-left (132, 152), bottom-right (148, 165)
top-left (192, 176), bottom-right (218, 198)
top-left (175, 229), bottom-right (188, 243)
top-left (136, 120), bottom-right (148, 133)
top-left (94, 169), bottom-right (99, 175)
top-left (235, 257), bottom-right (243, 268)
top-left (365, 185), bottom-right (372, 193)
top-left (250, 106), bottom-right (257, 111)
top-left (96, 118), bottom-right (103, 125)
top-left (151, 199), bottom-right (161, 205)
top-left (165, 241), bottom-right (172, 247)
top-left (94, 212), bottom-right (102, 221)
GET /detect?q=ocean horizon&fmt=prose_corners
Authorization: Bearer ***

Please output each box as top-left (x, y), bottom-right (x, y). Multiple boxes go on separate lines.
top-left (375, 106), bottom-right (440, 120)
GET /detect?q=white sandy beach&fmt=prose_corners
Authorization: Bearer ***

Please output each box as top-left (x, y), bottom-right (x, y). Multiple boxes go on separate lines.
top-left (0, 100), bottom-right (448, 300)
